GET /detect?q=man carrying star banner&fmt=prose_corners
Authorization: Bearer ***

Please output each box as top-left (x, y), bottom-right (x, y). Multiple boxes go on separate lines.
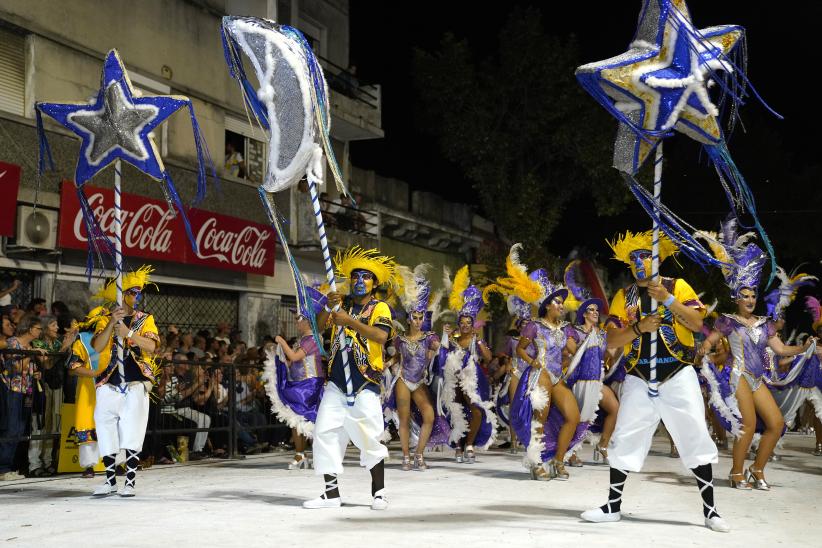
top-left (90, 266), bottom-right (160, 498)
top-left (581, 231), bottom-right (728, 533)
top-left (302, 247), bottom-right (398, 511)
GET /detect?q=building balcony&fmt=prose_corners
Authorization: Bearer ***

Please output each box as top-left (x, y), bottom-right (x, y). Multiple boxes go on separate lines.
top-left (321, 57), bottom-right (384, 142)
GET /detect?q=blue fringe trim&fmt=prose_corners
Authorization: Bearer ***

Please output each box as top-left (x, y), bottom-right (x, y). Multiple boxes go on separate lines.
top-left (76, 187), bottom-right (114, 281)
top-left (257, 187), bottom-right (326, 356)
top-left (704, 142), bottom-right (777, 286)
top-left (623, 173), bottom-right (728, 270)
top-left (162, 172), bottom-right (199, 254)
top-left (185, 100), bottom-right (219, 206)
top-left (220, 20), bottom-right (270, 131)
top-left (35, 108), bottom-right (55, 175)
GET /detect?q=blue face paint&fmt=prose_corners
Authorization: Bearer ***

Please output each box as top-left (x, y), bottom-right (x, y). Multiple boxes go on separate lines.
top-left (350, 270), bottom-right (374, 297)
top-left (630, 250), bottom-right (652, 280)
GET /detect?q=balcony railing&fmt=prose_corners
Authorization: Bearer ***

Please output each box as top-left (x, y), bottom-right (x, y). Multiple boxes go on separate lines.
top-left (318, 55), bottom-right (380, 110)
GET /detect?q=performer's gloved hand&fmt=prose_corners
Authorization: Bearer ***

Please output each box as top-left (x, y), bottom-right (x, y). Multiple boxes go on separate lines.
top-left (637, 314), bottom-right (661, 333)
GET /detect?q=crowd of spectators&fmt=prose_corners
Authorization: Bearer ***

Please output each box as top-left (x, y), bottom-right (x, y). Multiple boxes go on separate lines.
top-left (1, 276), bottom-right (303, 479)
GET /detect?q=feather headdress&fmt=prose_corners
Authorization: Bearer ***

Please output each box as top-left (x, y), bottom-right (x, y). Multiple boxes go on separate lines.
top-left (93, 265), bottom-right (155, 304)
top-left (696, 217), bottom-right (767, 297)
top-left (446, 265), bottom-right (483, 320)
top-left (763, 266), bottom-right (817, 320)
top-left (333, 246), bottom-right (397, 289)
top-left (608, 230), bottom-right (678, 266)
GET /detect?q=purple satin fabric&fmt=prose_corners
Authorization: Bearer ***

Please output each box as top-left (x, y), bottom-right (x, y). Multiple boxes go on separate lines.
top-left (275, 357), bottom-right (324, 423)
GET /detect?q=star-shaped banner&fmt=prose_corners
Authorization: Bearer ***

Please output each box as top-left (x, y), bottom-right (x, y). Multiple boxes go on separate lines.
top-left (576, 0), bottom-right (743, 174)
top-left (37, 49), bottom-right (189, 185)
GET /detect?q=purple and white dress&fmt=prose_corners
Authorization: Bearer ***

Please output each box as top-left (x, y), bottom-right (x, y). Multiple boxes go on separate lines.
top-left (382, 333), bottom-right (451, 447)
top-left (440, 335), bottom-right (498, 450)
top-left (566, 326), bottom-right (607, 430)
top-left (263, 335), bottom-right (325, 437)
top-left (700, 315), bottom-right (794, 437)
top-left (767, 343), bottom-right (821, 428)
top-left (511, 320), bottom-right (587, 465)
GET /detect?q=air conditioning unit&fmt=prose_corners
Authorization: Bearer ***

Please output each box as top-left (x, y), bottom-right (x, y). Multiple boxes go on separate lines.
top-left (14, 205), bottom-right (58, 250)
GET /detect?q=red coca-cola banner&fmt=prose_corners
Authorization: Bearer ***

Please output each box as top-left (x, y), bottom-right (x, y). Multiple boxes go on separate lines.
top-left (0, 161), bottom-right (22, 237)
top-left (57, 181), bottom-right (275, 275)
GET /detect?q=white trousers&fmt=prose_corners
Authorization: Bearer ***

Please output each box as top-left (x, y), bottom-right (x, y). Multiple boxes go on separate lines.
top-left (608, 367), bottom-right (718, 472)
top-left (171, 407), bottom-right (211, 452)
top-left (79, 442), bottom-right (99, 469)
top-left (313, 383), bottom-right (388, 475)
top-left (94, 383), bottom-right (150, 456)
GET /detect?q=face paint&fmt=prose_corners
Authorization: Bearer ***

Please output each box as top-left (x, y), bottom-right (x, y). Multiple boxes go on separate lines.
top-left (629, 250), bottom-right (652, 280)
top-left (350, 270), bottom-right (375, 297)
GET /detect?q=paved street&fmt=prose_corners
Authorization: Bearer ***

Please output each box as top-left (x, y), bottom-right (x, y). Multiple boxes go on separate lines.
top-left (2, 434), bottom-right (820, 547)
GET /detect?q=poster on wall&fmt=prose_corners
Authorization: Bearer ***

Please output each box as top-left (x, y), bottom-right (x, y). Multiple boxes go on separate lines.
top-left (0, 161), bottom-right (22, 237)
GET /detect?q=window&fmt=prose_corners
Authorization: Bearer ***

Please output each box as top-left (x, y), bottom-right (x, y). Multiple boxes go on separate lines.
top-left (225, 116), bottom-right (267, 185)
top-left (0, 28), bottom-right (25, 116)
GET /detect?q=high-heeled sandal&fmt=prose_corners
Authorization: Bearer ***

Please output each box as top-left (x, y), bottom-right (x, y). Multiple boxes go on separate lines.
top-left (288, 452), bottom-right (311, 470)
top-left (548, 459), bottom-right (569, 481)
top-left (413, 454), bottom-right (427, 471)
top-left (746, 466), bottom-right (770, 491)
top-left (401, 455), bottom-right (412, 471)
top-left (728, 472), bottom-right (752, 490)
top-left (814, 443), bottom-right (822, 457)
top-left (529, 463), bottom-right (552, 481)
top-left (593, 444), bottom-right (609, 465)
top-left (465, 446), bottom-right (476, 464)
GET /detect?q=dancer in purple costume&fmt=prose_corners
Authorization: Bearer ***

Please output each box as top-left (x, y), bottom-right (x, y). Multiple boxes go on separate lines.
top-left (440, 266), bottom-right (498, 464)
top-left (566, 299), bottom-right (619, 467)
top-left (699, 225), bottom-right (816, 490)
top-left (263, 286), bottom-right (327, 470)
top-left (386, 264), bottom-right (450, 471)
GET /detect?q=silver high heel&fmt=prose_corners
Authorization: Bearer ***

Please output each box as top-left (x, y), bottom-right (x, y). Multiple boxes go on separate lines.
top-left (746, 466), bottom-right (770, 491)
top-left (288, 453), bottom-right (311, 470)
top-left (529, 463), bottom-right (551, 481)
top-left (814, 443), bottom-right (822, 457)
top-left (548, 459), bottom-right (569, 481)
top-left (465, 446), bottom-right (476, 464)
top-left (413, 454), bottom-right (427, 471)
top-left (401, 456), bottom-right (412, 471)
top-left (728, 472), bottom-right (752, 490)
top-left (593, 444), bottom-right (609, 465)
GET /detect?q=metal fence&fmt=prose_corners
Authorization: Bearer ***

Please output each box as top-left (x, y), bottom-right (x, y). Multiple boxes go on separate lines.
top-left (0, 349), bottom-right (292, 470)
top-left (143, 284), bottom-right (239, 334)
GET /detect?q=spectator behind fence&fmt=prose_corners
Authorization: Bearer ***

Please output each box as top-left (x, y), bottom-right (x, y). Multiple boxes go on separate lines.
top-left (0, 314), bottom-right (46, 480)
top-left (0, 278), bottom-right (21, 308)
top-left (27, 298), bottom-right (47, 317)
top-left (236, 366), bottom-right (268, 452)
top-left (191, 335), bottom-right (206, 359)
top-left (28, 315), bottom-right (74, 477)
top-left (1, 313), bottom-right (15, 349)
top-left (159, 357), bottom-right (211, 460)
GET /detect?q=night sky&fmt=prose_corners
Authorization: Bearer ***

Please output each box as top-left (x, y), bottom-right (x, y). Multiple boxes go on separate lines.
top-left (349, 2), bottom-right (822, 264)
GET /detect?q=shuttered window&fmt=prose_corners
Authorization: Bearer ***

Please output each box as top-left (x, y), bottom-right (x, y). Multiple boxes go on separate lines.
top-left (0, 28), bottom-right (25, 116)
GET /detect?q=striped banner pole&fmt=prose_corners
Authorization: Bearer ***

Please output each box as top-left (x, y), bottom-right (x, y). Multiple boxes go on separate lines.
top-left (309, 182), bottom-right (355, 406)
top-left (648, 143), bottom-right (663, 398)
top-left (114, 159), bottom-right (126, 391)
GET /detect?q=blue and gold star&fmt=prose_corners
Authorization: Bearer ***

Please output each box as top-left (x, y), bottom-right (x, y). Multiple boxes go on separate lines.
top-left (576, 0), bottom-right (743, 174)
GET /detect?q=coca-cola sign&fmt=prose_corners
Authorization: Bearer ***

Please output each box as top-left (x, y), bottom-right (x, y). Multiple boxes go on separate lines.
top-left (58, 181), bottom-right (275, 275)
top-left (0, 161), bottom-right (21, 237)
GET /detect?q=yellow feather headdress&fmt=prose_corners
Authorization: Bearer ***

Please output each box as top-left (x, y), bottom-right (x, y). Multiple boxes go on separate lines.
top-left (93, 265), bottom-right (155, 304)
top-left (482, 243), bottom-right (545, 305)
top-left (448, 265), bottom-right (471, 312)
top-left (333, 246), bottom-right (398, 289)
top-left (608, 230), bottom-right (678, 266)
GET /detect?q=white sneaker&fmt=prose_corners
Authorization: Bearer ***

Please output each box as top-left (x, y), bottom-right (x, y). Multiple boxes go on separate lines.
top-left (302, 495), bottom-right (342, 509)
top-left (704, 516), bottom-right (730, 533)
top-left (0, 471), bottom-right (25, 481)
top-left (580, 507), bottom-right (621, 523)
top-left (92, 483), bottom-right (117, 496)
top-left (119, 485), bottom-right (136, 497)
top-left (372, 489), bottom-right (388, 511)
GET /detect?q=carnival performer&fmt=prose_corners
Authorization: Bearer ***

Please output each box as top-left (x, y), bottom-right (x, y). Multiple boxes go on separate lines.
top-left (90, 266), bottom-right (160, 497)
top-left (303, 247), bottom-right (397, 510)
top-left (65, 307), bottom-right (107, 477)
top-left (485, 244), bottom-right (581, 481)
top-left (763, 271), bottom-right (821, 460)
top-left (263, 287), bottom-right (327, 470)
top-left (581, 230), bottom-right (728, 533)
top-left (698, 223), bottom-right (816, 491)
top-left (439, 266), bottom-right (498, 464)
top-left (499, 296), bottom-right (532, 452)
top-left (384, 264), bottom-right (450, 471)
top-left (564, 279), bottom-right (619, 468)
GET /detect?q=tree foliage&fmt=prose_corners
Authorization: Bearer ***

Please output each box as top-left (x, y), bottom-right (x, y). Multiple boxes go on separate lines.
top-left (413, 7), bottom-right (630, 266)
